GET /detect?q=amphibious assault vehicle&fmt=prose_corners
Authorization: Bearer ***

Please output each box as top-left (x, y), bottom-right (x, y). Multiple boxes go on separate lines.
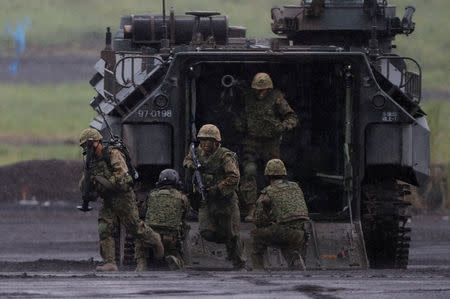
top-left (87, 0), bottom-right (429, 269)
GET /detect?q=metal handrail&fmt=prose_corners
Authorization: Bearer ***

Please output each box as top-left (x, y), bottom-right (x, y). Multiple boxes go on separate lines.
top-left (375, 56), bottom-right (422, 103)
top-left (114, 55), bottom-right (164, 88)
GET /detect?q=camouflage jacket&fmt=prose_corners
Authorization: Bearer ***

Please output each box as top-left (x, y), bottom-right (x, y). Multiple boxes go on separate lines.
top-left (254, 179), bottom-right (309, 228)
top-left (235, 89), bottom-right (298, 139)
top-left (183, 145), bottom-right (240, 199)
top-left (79, 146), bottom-right (133, 195)
top-left (145, 186), bottom-right (190, 232)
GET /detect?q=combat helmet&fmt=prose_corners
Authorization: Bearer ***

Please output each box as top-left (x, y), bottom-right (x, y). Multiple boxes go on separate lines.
top-left (251, 72), bottom-right (273, 90)
top-left (79, 128), bottom-right (102, 146)
top-left (157, 168), bottom-right (181, 187)
top-left (197, 124), bottom-right (222, 142)
top-left (264, 158), bottom-right (287, 176)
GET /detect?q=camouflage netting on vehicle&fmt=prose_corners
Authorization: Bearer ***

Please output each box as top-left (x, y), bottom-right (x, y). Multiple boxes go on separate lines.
top-left (0, 160), bottom-right (82, 203)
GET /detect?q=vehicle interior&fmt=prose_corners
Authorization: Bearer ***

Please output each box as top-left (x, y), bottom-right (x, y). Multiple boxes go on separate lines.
top-left (186, 59), bottom-right (352, 216)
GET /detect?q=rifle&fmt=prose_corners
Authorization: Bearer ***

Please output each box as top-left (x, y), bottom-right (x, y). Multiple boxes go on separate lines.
top-left (189, 142), bottom-right (207, 203)
top-left (77, 143), bottom-right (95, 212)
top-left (96, 106), bottom-right (139, 181)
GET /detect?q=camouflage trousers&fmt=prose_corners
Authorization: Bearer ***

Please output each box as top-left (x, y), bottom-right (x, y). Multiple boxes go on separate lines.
top-left (240, 137), bottom-right (281, 207)
top-left (98, 190), bottom-right (161, 264)
top-left (199, 194), bottom-right (246, 268)
top-left (251, 220), bottom-right (305, 270)
top-left (135, 227), bottom-right (184, 267)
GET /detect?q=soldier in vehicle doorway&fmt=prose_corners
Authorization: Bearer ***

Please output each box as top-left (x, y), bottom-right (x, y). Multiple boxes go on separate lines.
top-left (135, 169), bottom-right (190, 271)
top-left (251, 159), bottom-right (309, 271)
top-left (78, 128), bottom-right (164, 271)
top-left (235, 72), bottom-right (298, 222)
top-left (183, 124), bottom-right (247, 270)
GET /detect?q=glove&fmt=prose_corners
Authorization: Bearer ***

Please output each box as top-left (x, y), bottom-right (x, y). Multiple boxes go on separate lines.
top-left (93, 176), bottom-right (115, 192)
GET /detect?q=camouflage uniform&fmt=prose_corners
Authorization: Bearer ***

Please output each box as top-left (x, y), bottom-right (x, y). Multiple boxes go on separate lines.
top-left (135, 186), bottom-right (190, 268)
top-left (183, 144), bottom-right (246, 269)
top-left (251, 159), bottom-right (309, 270)
top-left (235, 74), bottom-right (298, 215)
top-left (79, 143), bottom-right (162, 267)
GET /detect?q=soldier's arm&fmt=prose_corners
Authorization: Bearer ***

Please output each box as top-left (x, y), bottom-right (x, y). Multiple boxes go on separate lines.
top-left (275, 94), bottom-right (298, 130)
top-left (181, 194), bottom-right (191, 219)
top-left (217, 154), bottom-right (240, 196)
top-left (109, 149), bottom-right (132, 187)
top-left (254, 193), bottom-right (271, 227)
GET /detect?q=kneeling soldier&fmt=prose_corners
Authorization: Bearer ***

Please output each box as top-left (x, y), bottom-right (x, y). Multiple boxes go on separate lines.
top-left (135, 169), bottom-right (190, 271)
top-left (251, 159), bottom-right (309, 270)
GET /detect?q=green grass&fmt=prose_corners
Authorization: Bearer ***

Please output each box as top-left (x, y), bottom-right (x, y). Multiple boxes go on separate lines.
top-left (422, 99), bottom-right (450, 164)
top-left (0, 82), bottom-right (95, 165)
top-left (0, 0), bottom-right (294, 47)
top-left (1, 0), bottom-right (448, 90)
top-left (0, 82), bottom-right (95, 139)
top-left (390, 0), bottom-right (450, 91)
top-left (1, 0), bottom-right (447, 91)
top-left (0, 144), bottom-right (82, 166)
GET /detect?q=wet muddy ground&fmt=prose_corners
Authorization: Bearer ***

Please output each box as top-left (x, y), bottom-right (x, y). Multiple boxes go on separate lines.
top-left (0, 202), bottom-right (449, 298)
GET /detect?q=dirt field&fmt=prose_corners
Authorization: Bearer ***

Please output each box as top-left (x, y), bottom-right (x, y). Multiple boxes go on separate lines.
top-left (0, 160), bottom-right (82, 203)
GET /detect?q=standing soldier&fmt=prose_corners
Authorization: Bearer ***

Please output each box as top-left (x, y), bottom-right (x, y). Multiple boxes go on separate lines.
top-left (235, 72), bottom-right (298, 222)
top-left (78, 128), bottom-right (164, 271)
top-left (251, 159), bottom-right (309, 271)
top-left (135, 169), bottom-right (190, 271)
top-left (183, 124), bottom-right (247, 270)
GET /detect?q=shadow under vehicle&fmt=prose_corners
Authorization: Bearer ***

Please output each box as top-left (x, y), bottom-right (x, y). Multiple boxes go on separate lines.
top-left (86, 0), bottom-right (429, 270)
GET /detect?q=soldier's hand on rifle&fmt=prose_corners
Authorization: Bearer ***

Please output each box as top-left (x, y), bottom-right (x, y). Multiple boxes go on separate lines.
top-left (93, 176), bottom-right (115, 192)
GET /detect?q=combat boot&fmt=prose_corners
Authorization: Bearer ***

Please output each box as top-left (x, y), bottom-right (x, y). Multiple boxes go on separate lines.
top-left (233, 263), bottom-right (250, 272)
top-left (244, 205), bottom-right (256, 222)
top-left (135, 258), bottom-right (148, 272)
top-left (96, 262), bottom-right (118, 272)
top-left (289, 255), bottom-right (306, 271)
top-left (165, 255), bottom-right (183, 270)
top-left (251, 254), bottom-right (265, 271)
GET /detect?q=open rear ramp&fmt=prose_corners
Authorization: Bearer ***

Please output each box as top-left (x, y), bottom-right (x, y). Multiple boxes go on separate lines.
top-left (186, 221), bottom-right (369, 270)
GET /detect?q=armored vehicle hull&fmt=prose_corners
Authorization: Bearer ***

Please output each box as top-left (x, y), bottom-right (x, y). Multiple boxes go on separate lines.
top-left (87, 0), bottom-right (429, 269)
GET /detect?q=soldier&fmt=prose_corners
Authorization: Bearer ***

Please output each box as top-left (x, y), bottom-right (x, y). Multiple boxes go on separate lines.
top-left (135, 169), bottom-right (190, 271)
top-left (235, 72), bottom-right (298, 222)
top-left (78, 128), bottom-right (164, 271)
top-left (183, 124), bottom-right (247, 270)
top-left (251, 159), bottom-right (309, 271)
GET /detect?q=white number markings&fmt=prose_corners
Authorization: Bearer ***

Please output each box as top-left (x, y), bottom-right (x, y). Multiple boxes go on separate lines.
top-left (137, 109), bottom-right (173, 118)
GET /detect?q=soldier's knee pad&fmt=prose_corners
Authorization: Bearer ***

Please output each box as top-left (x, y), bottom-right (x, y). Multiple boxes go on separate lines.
top-left (243, 162), bottom-right (258, 178)
top-left (200, 230), bottom-right (216, 242)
